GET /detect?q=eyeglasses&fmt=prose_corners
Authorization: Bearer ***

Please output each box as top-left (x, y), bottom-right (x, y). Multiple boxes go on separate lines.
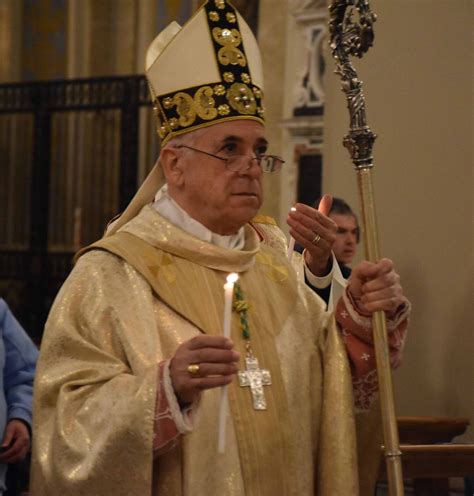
top-left (176, 145), bottom-right (284, 173)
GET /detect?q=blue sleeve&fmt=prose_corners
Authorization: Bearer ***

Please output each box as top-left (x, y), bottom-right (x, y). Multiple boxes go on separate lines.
top-left (0, 300), bottom-right (39, 428)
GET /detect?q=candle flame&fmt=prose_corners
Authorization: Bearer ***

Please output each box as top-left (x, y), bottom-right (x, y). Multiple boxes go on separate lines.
top-left (226, 273), bottom-right (239, 284)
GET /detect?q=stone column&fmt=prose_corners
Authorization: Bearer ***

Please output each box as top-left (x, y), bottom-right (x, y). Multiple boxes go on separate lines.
top-left (257, 0), bottom-right (289, 220)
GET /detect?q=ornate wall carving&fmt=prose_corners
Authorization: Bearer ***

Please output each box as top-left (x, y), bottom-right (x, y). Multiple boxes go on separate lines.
top-left (289, 0), bottom-right (326, 11)
top-left (278, 0), bottom-right (328, 223)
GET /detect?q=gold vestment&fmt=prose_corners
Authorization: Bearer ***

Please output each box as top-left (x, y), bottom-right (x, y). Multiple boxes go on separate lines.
top-left (31, 206), bottom-right (377, 495)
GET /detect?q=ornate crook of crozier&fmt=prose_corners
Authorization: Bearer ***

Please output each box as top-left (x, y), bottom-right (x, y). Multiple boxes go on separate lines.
top-left (328, 2), bottom-right (405, 495)
top-left (328, 0), bottom-right (377, 168)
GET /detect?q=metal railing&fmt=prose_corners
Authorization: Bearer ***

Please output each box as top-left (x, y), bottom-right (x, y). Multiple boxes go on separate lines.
top-left (0, 75), bottom-right (156, 340)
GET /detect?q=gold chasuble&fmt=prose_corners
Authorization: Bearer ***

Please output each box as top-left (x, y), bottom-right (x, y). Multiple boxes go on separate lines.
top-left (31, 206), bottom-right (362, 495)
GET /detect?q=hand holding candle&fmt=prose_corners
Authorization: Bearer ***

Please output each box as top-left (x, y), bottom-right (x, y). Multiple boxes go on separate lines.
top-left (218, 272), bottom-right (238, 453)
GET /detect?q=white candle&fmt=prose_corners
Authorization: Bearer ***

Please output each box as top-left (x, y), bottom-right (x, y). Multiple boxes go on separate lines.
top-left (223, 273), bottom-right (238, 339)
top-left (287, 207), bottom-right (297, 262)
top-left (218, 272), bottom-right (238, 453)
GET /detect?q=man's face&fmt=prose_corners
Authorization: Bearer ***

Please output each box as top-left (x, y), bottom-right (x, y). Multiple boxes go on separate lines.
top-left (329, 213), bottom-right (358, 265)
top-left (170, 120), bottom-right (266, 235)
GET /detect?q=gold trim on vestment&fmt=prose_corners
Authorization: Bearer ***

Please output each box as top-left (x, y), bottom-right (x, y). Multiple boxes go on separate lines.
top-left (78, 216), bottom-right (301, 495)
top-left (251, 214), bottom-right (277, 226)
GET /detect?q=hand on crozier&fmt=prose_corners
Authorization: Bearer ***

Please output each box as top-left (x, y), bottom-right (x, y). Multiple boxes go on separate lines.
top-left (347, 258), bottom-right (407, 317)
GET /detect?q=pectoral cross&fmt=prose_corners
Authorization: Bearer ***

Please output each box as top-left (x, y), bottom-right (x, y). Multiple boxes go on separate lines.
top-left (238, 354), bottom-right (272, 410)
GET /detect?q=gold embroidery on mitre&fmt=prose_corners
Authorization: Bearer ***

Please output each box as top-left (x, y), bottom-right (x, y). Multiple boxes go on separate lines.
top-left (162, 97), bottom-right (173, 109)
top-left (153, 96), bottom-right (170, 138)
top-left (148, 2), bottom-right (265, 144)
top-left (218, 104), bottom-right (230, 115)
top-left (158, 127), bottom-right (166, 139)
top-left (227, 83), bottom-right (257, 114)
top-left (194, 86), bottom-right (218, 120)
top-left (223, 72), bottom-right (235, 83)
top-left (152, 104), bottom-right (163, 131)
top-left (241, 72), bottom-right (251, 84)
top-left (173, 92), bottom-right (196, 127)
top-left (156, 116), bottom-right (170, 139)
top-left (208, 10), bottom-right (220, 21)
top-left (213, 27), bottom-right (241, 47)
top-left (212, 27), bottom-right (246, 67)
top-left (213, 84), bottom-right (226, 96)
top-left (169, 117), bottom-right (179, 129)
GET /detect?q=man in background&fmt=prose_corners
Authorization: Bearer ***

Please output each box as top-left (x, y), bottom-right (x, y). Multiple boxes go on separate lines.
top-left (290, 196), bottom-right (360, 308)
top-left (328, 197), bottom-right (360, 277)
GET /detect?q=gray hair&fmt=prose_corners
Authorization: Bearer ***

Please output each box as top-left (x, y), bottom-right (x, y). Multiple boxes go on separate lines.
top-left (158, 128), bottom-right (209, 183)
top-left (163, 127), bottom-right (208, 150)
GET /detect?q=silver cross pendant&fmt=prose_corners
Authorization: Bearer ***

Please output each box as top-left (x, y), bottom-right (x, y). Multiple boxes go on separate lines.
top-left (238, 354), bottom-right (272, 410)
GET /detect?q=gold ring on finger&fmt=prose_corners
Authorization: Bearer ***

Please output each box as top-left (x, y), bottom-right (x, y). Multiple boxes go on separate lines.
top-left (187, 364), bottom-right (200, 376)
top-left (311, 233), bottom-right (322, 246)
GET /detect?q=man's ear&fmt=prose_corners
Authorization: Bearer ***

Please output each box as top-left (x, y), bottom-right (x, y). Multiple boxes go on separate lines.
top-left (160, 147), bottom-right (184, 187)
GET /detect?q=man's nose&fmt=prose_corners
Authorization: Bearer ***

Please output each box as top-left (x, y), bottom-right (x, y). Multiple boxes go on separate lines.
top-left (239, 156), bottom-right (262, 177)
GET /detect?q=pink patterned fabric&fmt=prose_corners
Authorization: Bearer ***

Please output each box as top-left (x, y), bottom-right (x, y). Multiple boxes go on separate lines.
top-left (335, 289), bottom-right (409, 410)
top-left (153, 361), bottom-right (181, 456)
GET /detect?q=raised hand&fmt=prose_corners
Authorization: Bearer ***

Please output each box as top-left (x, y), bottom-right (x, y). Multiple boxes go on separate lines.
top-left (287, 195), bottom-right (337, 276)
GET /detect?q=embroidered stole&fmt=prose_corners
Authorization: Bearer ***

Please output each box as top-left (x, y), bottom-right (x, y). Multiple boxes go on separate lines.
top-left (78, 231), bottom-right (300, 496)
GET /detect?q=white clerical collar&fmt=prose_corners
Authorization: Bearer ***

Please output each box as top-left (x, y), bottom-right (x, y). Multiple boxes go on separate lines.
top-left (152, 184), bottom-right (245, 250)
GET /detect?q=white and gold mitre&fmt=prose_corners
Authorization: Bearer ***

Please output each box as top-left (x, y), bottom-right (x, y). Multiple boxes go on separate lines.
top-left (145, 0), bottom-right (265, 146)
